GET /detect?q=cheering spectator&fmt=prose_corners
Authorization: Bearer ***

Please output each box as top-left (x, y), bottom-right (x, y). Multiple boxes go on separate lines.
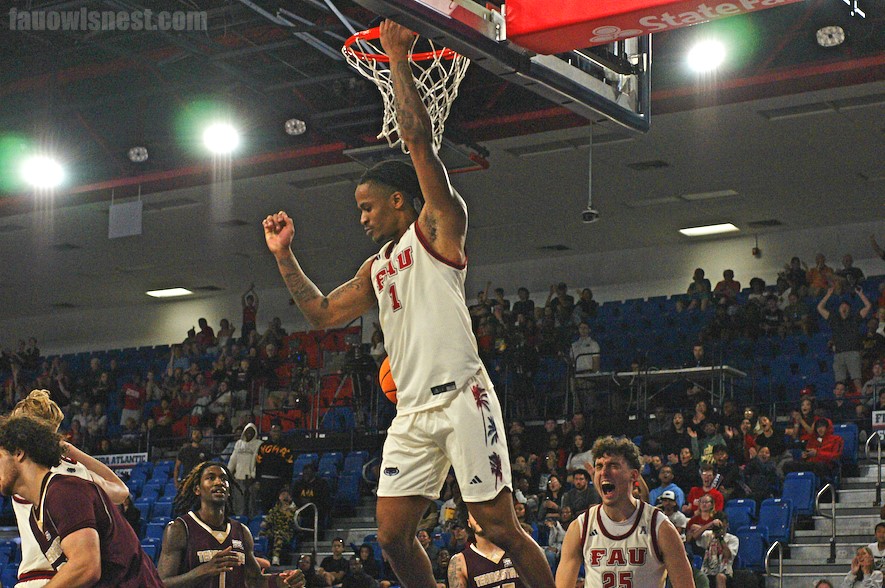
top-left (818, 286), bottom-right (873, 395)
top-left (684, 463), bottom-right (725, 515)
top-left (839, 547), bottom-right (883, 588)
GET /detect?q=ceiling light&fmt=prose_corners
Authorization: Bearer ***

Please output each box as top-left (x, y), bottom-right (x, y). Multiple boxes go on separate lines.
top-left (146, 288), bottom-right (193, 298)
top-left (203, 123), bottom-right (239, 154)
top-left (687, 40), bottom-right (726, 72)
top-left (128, 146), bottom-right (149, 163)
top-left (816, 26), bottom-right (845, 47)
top-left (285, 118), bottom-right (307, 136)
top-left (21, 155), bottom-right (64, 188)
top-left (679, 223), bottom-right (739, 237)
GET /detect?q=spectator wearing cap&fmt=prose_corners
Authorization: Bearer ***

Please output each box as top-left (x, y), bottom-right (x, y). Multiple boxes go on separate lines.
top-left (648, 465), bottom-right (686, 510)
top-left (657, 491), bottom-right (689, 540)
top-left (255, 422), bottom-right (295, 511)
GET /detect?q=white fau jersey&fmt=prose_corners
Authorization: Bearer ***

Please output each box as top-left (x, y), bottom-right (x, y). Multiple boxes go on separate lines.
top-left (371, 222), bottom-right (484, 415)
top-left (12, 456), bottom-right (92, 587)
top-left (577, 502), bottom-right (669, 588)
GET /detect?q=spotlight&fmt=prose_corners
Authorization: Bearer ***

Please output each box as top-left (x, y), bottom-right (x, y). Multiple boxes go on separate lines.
top-left (816, 26), bottom-right (845, 47)
top-left (128, 146), bottom-right (149, 163)
top-left (687, 40), bottom-right (726, 72)
top-left (203, 123), bottom-right (240, 154)
top-left (21, 155), bottom-right (64, 189)
top-left (285, 118), bottom-right (307, 136)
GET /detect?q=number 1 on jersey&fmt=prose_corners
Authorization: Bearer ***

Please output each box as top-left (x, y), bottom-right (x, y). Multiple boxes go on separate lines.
top-left (388, 283), bottom-right (402, 311)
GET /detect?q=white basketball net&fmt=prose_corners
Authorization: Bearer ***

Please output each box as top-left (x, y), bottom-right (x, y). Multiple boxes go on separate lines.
top-left (342, 33), bottom-right (470, 154)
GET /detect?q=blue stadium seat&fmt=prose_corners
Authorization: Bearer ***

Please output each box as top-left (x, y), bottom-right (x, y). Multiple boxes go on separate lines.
top-left (151, 500), bottom-right (173, 521)
top-left (139, 485), bottom-right (161, 501)
top-left (145, 521), bottom-right (167, 541)
top-left (782, 471), bottom-right (818, 516)
top-left (141, 542), bottom-right (158, 562)
top-left (253, 536), bottom-right (269, 556)
top-left (319, 452), bottom-right (344, 471)
top-left (1, 562), bottom-right (18, 587)
top-left (134, 498), bottom-right (154, 521)
top-left (322, 407), bottom-right (356, 432)
top-left (758, 498), bottom-right (792, 543)
top-left (334, 472), bottom-right (361, 508)
top-left (249, 515), bottom-right (265, 538)
top-left (724, 505), bottom-right (752, 532)
top-left (726, 498), bottom-right (756, 520)
top-left (833, 423), bottom-right (858, 465)
top-left (343, 451), bottom-right (368, 474)
top-left (231, 515), bottom-right (249, 525)
top-left (735, 525), bottom-right (768, 571)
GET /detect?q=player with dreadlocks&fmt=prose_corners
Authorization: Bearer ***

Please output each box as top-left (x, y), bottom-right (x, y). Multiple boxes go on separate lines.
top-left (158, 460), bottom-right (305, 588)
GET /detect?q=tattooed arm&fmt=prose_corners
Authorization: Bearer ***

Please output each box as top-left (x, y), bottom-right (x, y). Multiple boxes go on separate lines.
top-left (447, 552), bottom-right (468, 588)
top-left (378, 19), bottom-right (467, 266)
top-left (263, 211), bottom-right (376, 329)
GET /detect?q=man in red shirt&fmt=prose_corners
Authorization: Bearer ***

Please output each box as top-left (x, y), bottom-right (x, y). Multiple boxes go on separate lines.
top-left (119, 373), bottom-right (146, 426)
top-left (0, 415), bottom-right (164, 587)
top-left (682, 463), bottom-right (724, 515)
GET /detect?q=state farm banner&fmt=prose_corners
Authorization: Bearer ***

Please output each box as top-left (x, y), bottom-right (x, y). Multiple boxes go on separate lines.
top-left (506, 0), bottom-right (803, 54)
top-left (95, 452), bottom-right (149, 475)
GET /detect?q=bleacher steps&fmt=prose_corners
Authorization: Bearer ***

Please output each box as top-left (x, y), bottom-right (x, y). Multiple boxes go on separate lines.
top-left (765, 572), bottom-right (844, 588)
top-left (789, 542), bottom-right (869, 560)
top-left (835, 487), bottom-right (882, 505)
top-left (805, 514), bottom-right (880, 535)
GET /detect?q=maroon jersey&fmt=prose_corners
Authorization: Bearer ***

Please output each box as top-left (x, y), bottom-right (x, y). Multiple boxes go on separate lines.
top-left (462, 543), bottom-right (524, 588)
top-left (176, 511), bottom-right (248, 588)
top-left (29, 473), bottom-right (163, 587)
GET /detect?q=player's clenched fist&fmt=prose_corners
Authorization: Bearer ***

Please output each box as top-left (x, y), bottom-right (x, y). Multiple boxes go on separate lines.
top-left (263, 211), bottom-right (295, 256)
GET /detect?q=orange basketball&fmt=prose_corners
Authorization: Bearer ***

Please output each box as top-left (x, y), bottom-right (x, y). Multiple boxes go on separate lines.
top-left (379, 356), bottom-right (397, 404)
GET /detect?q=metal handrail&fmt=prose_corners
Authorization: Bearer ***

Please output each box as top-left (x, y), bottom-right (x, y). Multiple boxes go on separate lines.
top-left (815, 483), bottom-right (837, 564)
top-left (293, 502), bottom-right (319, 555)
top-left (865, 432), bottom-right (883, 506)
top-left (362, 456), bottom-right (380, 488)
top-left (764, 541), bottom-right (784, 588)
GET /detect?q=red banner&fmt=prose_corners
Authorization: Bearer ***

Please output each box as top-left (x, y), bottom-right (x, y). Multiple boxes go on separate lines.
top-left (506, 0), bottom-right (803, 54)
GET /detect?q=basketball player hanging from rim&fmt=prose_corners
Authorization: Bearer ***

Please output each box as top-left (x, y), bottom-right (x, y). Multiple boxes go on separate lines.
top-left (555, 437), bottom-right (695, 588)
top-left (263, 19), bottom-right (556, 588)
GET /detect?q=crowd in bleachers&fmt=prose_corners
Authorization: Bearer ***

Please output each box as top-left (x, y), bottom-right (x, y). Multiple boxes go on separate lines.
top-left (0, 249), bottom-right (881, 582)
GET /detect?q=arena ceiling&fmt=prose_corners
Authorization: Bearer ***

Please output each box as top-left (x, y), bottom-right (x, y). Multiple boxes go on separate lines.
top-left (0, 0), bottom-right (882, 320)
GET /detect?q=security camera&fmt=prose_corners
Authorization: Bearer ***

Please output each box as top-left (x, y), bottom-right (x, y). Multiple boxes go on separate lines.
top-left (582, 207), bottom-right (600, 223)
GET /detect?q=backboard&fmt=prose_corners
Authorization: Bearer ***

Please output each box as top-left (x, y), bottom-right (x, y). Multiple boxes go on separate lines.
top-left (349, 0), bottom-right (652, 132)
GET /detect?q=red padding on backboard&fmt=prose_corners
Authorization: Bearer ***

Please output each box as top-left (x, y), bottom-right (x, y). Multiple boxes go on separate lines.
top-left (506, 0), bottom-right (803, 54)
